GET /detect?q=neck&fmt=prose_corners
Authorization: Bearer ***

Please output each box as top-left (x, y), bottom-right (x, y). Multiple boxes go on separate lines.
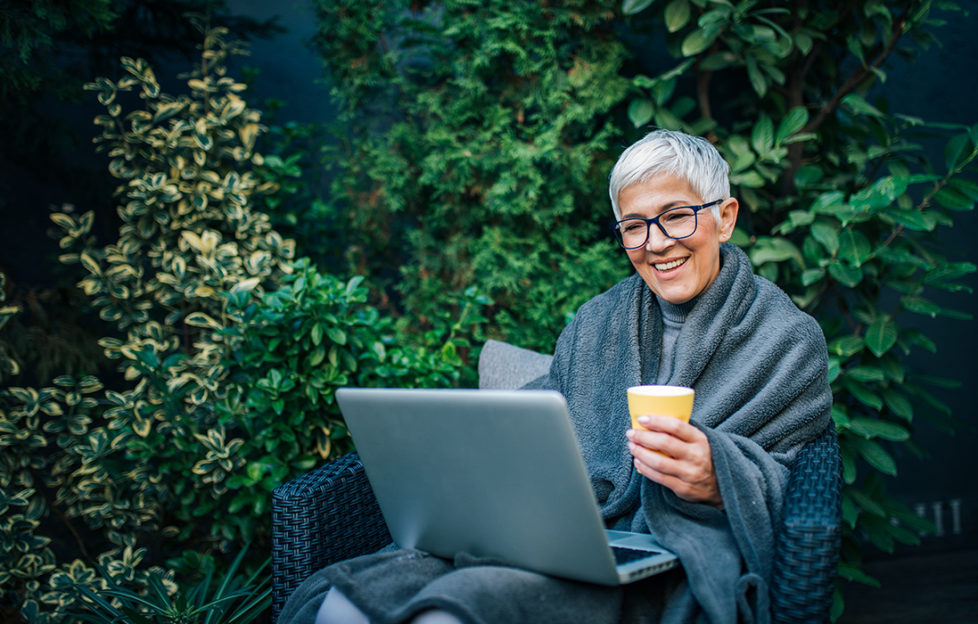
top-left (657, 296), bottom-right (697, 323)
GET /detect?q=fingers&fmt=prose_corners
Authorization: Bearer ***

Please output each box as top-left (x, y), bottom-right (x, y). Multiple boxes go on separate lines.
top-left (634, 414), bottom-right (700, 442)
top-left (626, 419), bottom-right (722, 506)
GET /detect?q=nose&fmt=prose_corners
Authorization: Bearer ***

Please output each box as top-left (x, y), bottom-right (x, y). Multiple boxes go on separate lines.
top-left (645, 224), bottom-right (674, 253)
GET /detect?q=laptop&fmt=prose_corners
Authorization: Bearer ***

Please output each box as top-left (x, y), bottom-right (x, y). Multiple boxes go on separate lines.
top-left (335, 387), bottom-right (679, 586)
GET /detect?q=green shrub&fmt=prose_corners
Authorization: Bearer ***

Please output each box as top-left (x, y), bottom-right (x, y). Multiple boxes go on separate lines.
top-left (216, 258), bottom-right (485, 515)
top-left (311, 0), bottom-right (634, 351)
top-left (0, 23), bottom-right (478, 621)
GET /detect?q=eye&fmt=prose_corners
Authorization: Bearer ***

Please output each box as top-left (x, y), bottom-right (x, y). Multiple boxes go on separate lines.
top-left (662, 209), bottom-right (694, 223)
top-left (621, 221), bottom-right (645, 233)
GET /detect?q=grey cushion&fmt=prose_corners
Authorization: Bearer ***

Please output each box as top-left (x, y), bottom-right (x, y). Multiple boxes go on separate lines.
top-left (478, 339), bottom-right (553, 390)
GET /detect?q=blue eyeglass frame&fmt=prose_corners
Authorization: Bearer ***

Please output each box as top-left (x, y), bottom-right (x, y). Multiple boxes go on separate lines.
top-left (611, 199), bottom-right (723, 249)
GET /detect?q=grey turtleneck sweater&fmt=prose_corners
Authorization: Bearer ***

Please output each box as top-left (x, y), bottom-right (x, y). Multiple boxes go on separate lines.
top-left (653, 296), bottom-right (697, 384)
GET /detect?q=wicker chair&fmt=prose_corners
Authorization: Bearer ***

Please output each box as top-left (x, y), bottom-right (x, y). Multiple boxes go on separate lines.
top-left (271, 340), bottom-right (842, 623)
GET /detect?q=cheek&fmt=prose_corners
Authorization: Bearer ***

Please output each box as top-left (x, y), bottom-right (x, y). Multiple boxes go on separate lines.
top-left (625, 249), bottom-right (645, 267)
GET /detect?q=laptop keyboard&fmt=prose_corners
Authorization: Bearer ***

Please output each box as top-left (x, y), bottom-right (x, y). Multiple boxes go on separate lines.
top-left (612, 546), bottom-right (659, 565)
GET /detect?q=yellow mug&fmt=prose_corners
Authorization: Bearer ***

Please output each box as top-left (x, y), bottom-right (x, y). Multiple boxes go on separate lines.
top-left (627, 385), bottom-right (695, 431)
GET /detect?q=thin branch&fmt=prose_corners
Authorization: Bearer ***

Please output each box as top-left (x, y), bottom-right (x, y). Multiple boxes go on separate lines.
top-left (802, 13), bottom-right (909, 135)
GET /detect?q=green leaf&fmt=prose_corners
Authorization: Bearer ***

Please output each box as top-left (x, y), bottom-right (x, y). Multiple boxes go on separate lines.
top-left (838, 562), bottom-right (881, 587)
top-left (848, 418), bottom-right (910, 441)
top-left (829, 262), bottom-right (862, 287)
top-left (79, 252), bottom-right (101, 275)
top-left (948, 177), bottom-right (978, 201)
top-left (844, 378), bottom-right (883, 411)
top-left (628, 99), bottom-right (654, 128)
top-left (751, 118), bottom-right (776, 160)
top-left (846, 365), bottom-right (886, 383)
top-left (622, 0), bottom-right (655, 15)
top-left (944, 131), bottom-right (973, 171)
top-left (310, 323), bottom-right (323, 346)
top-left (749, 236), bottom-right (802, 266)
top-left (775, 106), bottom-right (809, 144)
top-left (854, 438), bottom-right (898, 475)
top-left (745, 56), bottom-right (767, 97)
top-left (664, 0), bottom-right (691, 32)
top-left (810, 222), bottom-right (840, 255)
top-left (326, 327), bottom-right (348, 345)
top-left (184, 312), bottom-right (221, 330)
top-left (800, 268), bottom-right (824, 287)
top-left (810, 191), bottom-right (846, 214)
top-left (865, 319), bottom-right (897, 357)
top-left (848, 486), bottom-right (887, 517)
top-left (934, 187), bottom-right (974, 211)
top-left (900, 296), bottom-right (940, 318)
top-left (828, 335), bottom-right (864, 358)
top-left (681, 29), bottom-right (716, 56)
top-left (842, 93), bottom-right (885, 117)
top-left (838, 229), bottom-right (872, 266)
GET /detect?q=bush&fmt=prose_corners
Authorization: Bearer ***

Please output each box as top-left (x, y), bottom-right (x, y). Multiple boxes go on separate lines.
top-left (0, 24), bottom-right (478, 621)
top-left (311, 0), bottom-right (634, 351)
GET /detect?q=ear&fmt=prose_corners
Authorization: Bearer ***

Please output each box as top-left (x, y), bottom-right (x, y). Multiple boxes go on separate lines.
top-left (717, 198), bottom-right (739, 243)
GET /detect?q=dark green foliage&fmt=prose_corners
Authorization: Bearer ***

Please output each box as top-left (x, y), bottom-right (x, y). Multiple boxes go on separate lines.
top-left (217, 258), bottom-right (484, 515)
top-left (312, 0), bottom-right (634, 351)
top-left (65, 546), bottom-right (270, 623)
top-left (0, 26), bottom-right (477, 621)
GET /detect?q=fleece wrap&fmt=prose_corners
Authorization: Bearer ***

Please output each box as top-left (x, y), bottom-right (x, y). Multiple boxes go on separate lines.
top-left (549, 243), bottom-right (832, 623)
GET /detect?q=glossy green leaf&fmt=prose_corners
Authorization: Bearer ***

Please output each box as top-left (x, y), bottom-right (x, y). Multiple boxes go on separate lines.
top-left (842, 93), bottom-right (885, 117)
top-left (664, 0), bottom-right (691, 32)
top-left (900, 296), bottom-right (941, 317)
top-left (751, 116), bottom-right (775, 156)
top-left (838, 229), bottom-right (872, 266)
top-left (829, 262), bottom-right (862, 287)
top-left (828, 335), bottom-right (864, 358)
top-left (622, 0), bottom-right (655, 15)
top-left (848, 418), bottom-right (910, 441)
top-left (934, 187), bottom-right (974, 211)
top-left (681, 29), bottom-right (717, 56)
top-left (628, 99), bottom-right (654, 128)
top-left (944, 131), bottom-right (973, 171)
top-left (775, 106), bottom-right (809, 144)
top-left (865, 319), bottom-right (897, 357)
top-left (854, 438), bottom-right (897, 475)
top-left (811, 222), bottom-right (840, 255)
top-left (844, 378), bottom-right (883, 411)
top-left (846, 365), bottom-right (886, 383)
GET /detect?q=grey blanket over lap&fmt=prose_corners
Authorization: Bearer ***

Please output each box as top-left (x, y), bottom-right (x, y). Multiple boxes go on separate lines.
top-left (548, 243), bottom-right (832, 624)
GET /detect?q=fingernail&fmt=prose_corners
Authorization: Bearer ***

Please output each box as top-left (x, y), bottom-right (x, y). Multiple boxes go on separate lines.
top-left (638, 415), bottom-right (650, 425)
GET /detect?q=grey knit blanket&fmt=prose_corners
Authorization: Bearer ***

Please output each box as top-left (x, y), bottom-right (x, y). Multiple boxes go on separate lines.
top-left (549, 243), bottom-right (832, 623)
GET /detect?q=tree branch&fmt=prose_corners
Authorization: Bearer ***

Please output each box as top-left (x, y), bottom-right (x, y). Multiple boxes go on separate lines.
top-left (802, 14), bottom-right (909, 135)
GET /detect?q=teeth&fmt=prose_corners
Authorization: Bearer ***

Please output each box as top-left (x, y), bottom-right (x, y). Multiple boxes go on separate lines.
top-left (654, 258), bottom-right (687, 271)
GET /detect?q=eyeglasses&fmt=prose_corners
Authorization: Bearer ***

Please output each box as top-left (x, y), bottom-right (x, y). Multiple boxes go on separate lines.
top-left (611, 200), bottom-right (722, 250)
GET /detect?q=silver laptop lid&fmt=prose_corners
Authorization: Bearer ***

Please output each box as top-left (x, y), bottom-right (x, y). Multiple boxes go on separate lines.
top-left (336, 387), bottom-right (625, 585)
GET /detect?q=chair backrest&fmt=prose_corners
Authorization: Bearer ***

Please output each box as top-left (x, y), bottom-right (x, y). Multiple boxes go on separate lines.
top-left (478, 339), bottom-right (553, 390)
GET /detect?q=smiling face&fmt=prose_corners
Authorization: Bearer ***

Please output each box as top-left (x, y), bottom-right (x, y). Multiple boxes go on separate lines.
top-left (617, 174), bottom-right (739, 304)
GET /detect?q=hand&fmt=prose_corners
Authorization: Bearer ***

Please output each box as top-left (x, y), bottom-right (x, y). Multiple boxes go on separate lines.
top-left (626, 414), bottom-right (723, 508)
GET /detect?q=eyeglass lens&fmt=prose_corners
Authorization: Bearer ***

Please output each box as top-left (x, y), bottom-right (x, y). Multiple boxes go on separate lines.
top-left (616, 208), bottom-right (698, 248)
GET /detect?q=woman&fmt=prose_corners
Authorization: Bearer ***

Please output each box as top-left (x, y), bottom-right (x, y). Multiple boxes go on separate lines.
top-left (281, 129), bottom-right (832, 624)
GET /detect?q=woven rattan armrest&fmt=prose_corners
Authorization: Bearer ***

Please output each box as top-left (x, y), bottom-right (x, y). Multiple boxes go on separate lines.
top-left (271, 451), bottom-right (389, 620)
top-left (770, 426), bottom-right (842, 624)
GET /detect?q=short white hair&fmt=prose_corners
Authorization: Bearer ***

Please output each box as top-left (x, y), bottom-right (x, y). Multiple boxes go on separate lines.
top-left (609, 129), bottom-right (730, 221)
